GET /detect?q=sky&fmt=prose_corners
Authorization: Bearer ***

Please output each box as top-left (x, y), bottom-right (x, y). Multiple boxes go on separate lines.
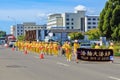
top-left (0, 0), bottom-right (107, 34)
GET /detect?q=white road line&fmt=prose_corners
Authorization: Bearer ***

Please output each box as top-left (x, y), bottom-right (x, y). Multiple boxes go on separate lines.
top-left (57, 62), bottom-right (70, 67)
top-left (109, 76), bottom-right (120, 80)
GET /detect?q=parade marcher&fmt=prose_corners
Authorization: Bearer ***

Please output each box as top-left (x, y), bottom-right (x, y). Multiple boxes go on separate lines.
top-left (109, 42), bottom-right (114, 63)
top-left (94, 43), bottom-right (100, 49)
top-left (73, 40), bottom-right (80, 63)
top-left (62, 40), bottom-right (69, 56)
top-left (53, 42), bottom-right (59, 56)
top-left (109, 42), bottom-right (114, 50)
top-left (48, 41), bottom-right (53, 55)
top-left (65, 41), bottom-right (72, 61)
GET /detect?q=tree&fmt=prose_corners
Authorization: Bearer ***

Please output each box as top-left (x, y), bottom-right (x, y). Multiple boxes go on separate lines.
top-left (68, 32), bottom-right (84, 40)
top-left (98, 0), bottom-right (120, 41)
top-left (85, 28), bottom-right (100, 40)
top-left (0, 31), bottom-right (6, 37)
top-left (17, 35), bottom-right (25, 41)
top-left (112, 24), bottom-right (120, 41)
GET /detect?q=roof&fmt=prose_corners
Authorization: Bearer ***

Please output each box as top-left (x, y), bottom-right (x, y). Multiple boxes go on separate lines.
top-left (49, 29), bottom-right (82, 33)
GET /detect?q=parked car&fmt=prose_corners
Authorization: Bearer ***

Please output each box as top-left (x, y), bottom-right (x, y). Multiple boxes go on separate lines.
top-left (80, 43), bottom-right (91, 48)
top-left (8, 40), bottom-right (16, 47)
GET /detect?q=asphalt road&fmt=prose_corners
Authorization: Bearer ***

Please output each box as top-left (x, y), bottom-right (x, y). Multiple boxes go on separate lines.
top-left (0, 46), bottom-right (120, 80)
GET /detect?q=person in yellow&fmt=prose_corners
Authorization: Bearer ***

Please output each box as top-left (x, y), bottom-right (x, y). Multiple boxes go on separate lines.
top-left (62, 40), bottom-right (69, 56)
top-left (65, 41), bottom-right (72, 61)
top-left (108, 42), bottom-right (114, 63)
top-left (73, 40), bottom-right (80, 63)
top-left (53, 42), bottom-right (59, 56)
top-left (109, 42), bottom-right (114, 50)
top-left (94, 43), bottom-right (100, 49)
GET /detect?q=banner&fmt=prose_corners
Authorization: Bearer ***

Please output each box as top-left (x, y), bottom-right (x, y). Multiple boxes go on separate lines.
top-left (77, 48), bottom-right (113, 61)
top-left (25, 30), bottom-right (36, 41)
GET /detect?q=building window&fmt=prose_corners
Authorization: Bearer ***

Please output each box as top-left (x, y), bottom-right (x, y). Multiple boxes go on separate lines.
top-left (66, 18), bottom-right (69, 21)
top-left (66, 27), bottom-right (69, 29)
top-left (71, 26), bottom-right (74, 29)
top-left (17, 33), bottom-right (19, 35)
top-left (71, 18), bottom-right (74, 21)
top-left (88, 18), bottom-right (91, 20)
top-left (17, 30), bottom-right (19, 32)
top-left (88, 26), bottom-right (91, 29)
top-left (71, 23), bottom-right (74, 25)
top-left (93, 18), bottom-right (96, 20)
top-left (21, 30), bottom-right (23, 32)
top-left (66, 22), bottom-right (69, 25)
top-left (88, 22), bottom-right (91, 25)
top-left (93, 26), bottom-right (96, 28)
top-left (66, 14), bottom-right (69, 17)
top-left (93, 22), bottom-right (96, 24)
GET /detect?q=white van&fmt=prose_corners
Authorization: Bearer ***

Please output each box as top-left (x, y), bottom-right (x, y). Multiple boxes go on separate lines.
top-left (8, 40), bottom-right (16, 47)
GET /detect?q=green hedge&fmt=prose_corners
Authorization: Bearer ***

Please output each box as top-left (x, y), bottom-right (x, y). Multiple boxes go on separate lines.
top-left (114, 52), bottom-right (120, 56)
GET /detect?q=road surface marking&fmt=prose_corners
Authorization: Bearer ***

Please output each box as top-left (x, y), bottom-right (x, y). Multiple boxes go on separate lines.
top-left (109, 76), bottom-right (120, 80)
top-left (57, 62), bottom-right (70, 67)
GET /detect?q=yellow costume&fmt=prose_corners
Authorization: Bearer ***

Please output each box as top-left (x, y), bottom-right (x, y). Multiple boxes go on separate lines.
top-left (53, 42), bottom-right (59, 56)
top-left (95, 44), bottom-right (100, 49)
top-left (65, 42), bottom-right (72, 61)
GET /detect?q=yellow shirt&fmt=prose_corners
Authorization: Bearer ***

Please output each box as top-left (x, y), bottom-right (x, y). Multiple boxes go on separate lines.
top-left (73, 43), bottom-right (79, 52)
top-left (109, 46), bottom-right (114, 50)
top-left (95, 45), bottom-right (100, 49)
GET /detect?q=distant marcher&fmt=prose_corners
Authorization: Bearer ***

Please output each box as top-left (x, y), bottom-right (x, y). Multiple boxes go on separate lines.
top-left (94, 43), bottom-right (100, 49)
top-left (109, 42), bottom-right (114, 63)
top-left (109, 42), bottom-right (114, 50)
top-left (65, 41), bottom-right (72, 61)
top-left (62, 40), bottom-right (69, 56)
top-left (73, 40), bottom-right (80, 63)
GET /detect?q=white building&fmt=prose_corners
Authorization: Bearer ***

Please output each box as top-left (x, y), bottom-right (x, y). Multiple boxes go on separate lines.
top-left (47, 10), bottom-right (99, 32)
top-left (47, 10), bottom-right (86, 32)
top-left (10, 25), bottom-right (16, 36)
top-left (23, 22), bottom-right (46, 33)
top-left (11, 22), bottom-right (46, 39)
top-left (85, 15), bottom-right (99, 32)
top-left (16, 24), bottom-right (24, 37)
top-left (47, 14), bottom-right (63, 29)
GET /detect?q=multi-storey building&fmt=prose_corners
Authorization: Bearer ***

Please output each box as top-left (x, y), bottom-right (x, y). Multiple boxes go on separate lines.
top-left (47, 10), bottom-right (99, 32)
top-left (10, 22), bottom-right (47, 41)
top-left (47, 10), bottom-right (86, 31)
top-left (47, 14), bottom-right (63, 29)
top-left (85, 15), bottom-right (99, 32)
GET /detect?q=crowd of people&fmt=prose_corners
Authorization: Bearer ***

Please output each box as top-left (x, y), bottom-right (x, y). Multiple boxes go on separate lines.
top-left (12, 40), bottom-right (114, 63)
top-left (13, 40), bottom-right (80, 63)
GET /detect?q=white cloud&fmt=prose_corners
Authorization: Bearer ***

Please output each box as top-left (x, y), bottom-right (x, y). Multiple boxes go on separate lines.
top-left (74, 5), bottom-right (87, 11)
top-left (74, 5), bottom-right (99, 15)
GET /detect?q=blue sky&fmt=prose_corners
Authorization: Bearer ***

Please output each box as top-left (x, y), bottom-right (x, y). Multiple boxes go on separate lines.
top-left (0, 0), bottom-right (107, 34)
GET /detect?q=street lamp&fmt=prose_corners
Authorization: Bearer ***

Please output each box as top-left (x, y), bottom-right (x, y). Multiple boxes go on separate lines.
top-left (8, 16), bottom-right (16, 25)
